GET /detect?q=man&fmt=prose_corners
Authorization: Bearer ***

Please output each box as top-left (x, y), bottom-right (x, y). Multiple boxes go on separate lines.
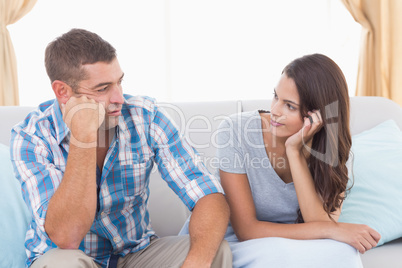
top-left (11, 28), bottom-right (231, 268)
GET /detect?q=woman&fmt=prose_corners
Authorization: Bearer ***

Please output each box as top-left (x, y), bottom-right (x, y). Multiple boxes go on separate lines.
top-left (181, 54), bottom-right (380, 267)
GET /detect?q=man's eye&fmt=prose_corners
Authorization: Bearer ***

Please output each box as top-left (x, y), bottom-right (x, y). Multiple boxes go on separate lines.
top-left (98, 87), bottom-right (108, 92)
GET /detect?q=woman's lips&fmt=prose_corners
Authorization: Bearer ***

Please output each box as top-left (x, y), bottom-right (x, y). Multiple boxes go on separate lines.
top-left (270, 119), bottom-right (284, 127)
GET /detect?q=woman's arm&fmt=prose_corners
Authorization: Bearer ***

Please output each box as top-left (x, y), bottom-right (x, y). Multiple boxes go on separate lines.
top-left (220, 170), bottom-right (381, 253)
top-left (286, 149), bottom-right (335, 222)
top-left (284, 111), bottom-right (337, 222)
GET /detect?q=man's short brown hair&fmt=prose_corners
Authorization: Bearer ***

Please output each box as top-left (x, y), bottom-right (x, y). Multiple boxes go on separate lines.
top-left (45, 28), bottom-right (117, 91)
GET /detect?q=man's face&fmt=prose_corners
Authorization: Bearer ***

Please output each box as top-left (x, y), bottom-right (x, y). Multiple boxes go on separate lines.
top-left (74, 58), bottom-right (125, 129)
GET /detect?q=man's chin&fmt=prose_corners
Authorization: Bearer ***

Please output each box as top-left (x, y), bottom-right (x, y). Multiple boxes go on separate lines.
top-left (101, 115), bottom-right (119, 130)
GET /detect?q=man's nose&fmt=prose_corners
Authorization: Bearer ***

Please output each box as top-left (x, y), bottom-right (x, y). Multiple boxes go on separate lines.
top-left (110, 85), bottom-right (124, 104)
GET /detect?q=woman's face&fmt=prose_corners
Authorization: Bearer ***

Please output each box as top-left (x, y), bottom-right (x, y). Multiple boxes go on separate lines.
top-left (269, 73), bottom-right (304, 139)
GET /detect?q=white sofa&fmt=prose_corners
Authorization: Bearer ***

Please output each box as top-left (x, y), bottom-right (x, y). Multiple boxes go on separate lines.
top-left (1, 96), bottom-right (401, 267)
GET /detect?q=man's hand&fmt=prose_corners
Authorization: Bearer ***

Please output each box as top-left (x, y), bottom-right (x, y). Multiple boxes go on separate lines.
top-left (61, 96), bottom-right (105, 147)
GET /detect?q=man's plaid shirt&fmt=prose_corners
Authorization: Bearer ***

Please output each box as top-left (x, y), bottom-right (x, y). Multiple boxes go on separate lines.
top-left (11, 95), bottom-right (223, 267)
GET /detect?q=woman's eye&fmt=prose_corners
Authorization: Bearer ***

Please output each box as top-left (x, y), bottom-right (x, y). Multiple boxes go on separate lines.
top-left (287, 103), bottom-right (296, 110)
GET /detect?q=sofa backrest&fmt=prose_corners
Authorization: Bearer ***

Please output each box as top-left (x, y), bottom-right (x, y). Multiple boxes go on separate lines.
top-left (0, 106), bottom-right (35, 146)
top-left (148, 100), bottom-right (242, 235)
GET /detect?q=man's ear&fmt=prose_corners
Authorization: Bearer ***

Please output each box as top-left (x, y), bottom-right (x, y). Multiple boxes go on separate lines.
top-left (52, 80), bottom-right (73, 104)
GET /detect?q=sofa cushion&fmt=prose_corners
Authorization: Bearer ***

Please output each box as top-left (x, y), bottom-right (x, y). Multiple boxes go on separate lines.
top-left (0, 143), bottom-right (31, 267)
top-left (339, 120), bottom-right (402, 246)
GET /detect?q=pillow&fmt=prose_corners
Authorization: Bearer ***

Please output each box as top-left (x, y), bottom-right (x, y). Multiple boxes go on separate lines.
top-left (0, 143), bottom-right (31, 267)
top-left (339, 120), bottom-right (402, 246)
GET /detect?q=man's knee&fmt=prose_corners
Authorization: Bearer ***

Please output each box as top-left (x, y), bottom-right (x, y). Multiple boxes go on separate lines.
top-left (212, 240), bottom-right (232, 268)
top-left (30, 248), bottom-right (99, 268)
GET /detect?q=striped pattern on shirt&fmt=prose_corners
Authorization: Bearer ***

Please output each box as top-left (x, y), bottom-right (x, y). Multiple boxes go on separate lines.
top-left (11, 95), bottom-right (223, 268)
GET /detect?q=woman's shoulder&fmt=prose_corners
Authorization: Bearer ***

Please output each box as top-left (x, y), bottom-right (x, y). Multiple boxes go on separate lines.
top-left (219, 110), bottom-right (262, 130)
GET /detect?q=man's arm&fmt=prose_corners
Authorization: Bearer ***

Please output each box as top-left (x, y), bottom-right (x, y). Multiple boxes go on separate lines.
top-left (182, 193), bottom-right (230, 268)
top-left (148, 103), bottom-right (230, 266)
top-left (45, 96), bottom-right (104, 248)
top-left (45, 142), bottom-right (97, 248)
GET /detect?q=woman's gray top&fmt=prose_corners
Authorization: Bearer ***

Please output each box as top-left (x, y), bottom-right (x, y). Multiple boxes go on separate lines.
top-left (216, 110), bottom-right (299, 224)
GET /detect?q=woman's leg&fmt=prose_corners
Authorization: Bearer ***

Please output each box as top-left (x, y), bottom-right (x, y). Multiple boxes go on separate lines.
top-left (229, 237), bottom-right (362, 268)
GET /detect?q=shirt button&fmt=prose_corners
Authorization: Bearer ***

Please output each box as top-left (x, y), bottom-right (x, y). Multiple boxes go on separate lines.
top-left (113, 237), bottom-right (120, 242)
top-left (101, 212), bottom-right (106, 217)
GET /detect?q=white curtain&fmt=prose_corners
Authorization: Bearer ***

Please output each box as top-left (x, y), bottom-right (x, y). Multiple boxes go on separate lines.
top-left (0, 0), bottom-right (37, 106)
top-left (341, 0), bottom-right (402, 106)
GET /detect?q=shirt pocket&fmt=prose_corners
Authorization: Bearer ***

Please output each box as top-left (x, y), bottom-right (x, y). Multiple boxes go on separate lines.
top-left (120, 161), bottom-right (149, 196)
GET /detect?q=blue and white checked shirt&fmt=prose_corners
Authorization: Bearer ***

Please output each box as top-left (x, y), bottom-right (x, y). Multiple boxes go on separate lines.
top-left (11, 95), bottom-right (224, 268)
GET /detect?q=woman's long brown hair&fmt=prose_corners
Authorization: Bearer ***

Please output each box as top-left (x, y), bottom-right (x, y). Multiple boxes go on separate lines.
top-left (282, 54), bottom-right (351, 223)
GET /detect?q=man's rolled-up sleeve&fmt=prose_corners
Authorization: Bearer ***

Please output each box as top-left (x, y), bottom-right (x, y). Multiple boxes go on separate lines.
top-left (149, 105), bottom-right (224, 211)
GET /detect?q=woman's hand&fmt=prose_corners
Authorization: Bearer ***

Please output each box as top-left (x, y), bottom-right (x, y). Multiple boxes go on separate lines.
top-left (285, 110), bottom-right (323, 154)
top-left (330, 222), bottom-right (381, 254)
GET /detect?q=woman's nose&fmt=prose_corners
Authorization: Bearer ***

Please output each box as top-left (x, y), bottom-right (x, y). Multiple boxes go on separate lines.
top-left (270, 101), bottom-right (281, 116)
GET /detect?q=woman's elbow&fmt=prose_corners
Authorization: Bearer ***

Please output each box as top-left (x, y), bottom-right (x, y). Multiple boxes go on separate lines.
top-left (232, 221), bottom-right (260, 241)
top-left (235, 231), bottom-right (252, 242)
